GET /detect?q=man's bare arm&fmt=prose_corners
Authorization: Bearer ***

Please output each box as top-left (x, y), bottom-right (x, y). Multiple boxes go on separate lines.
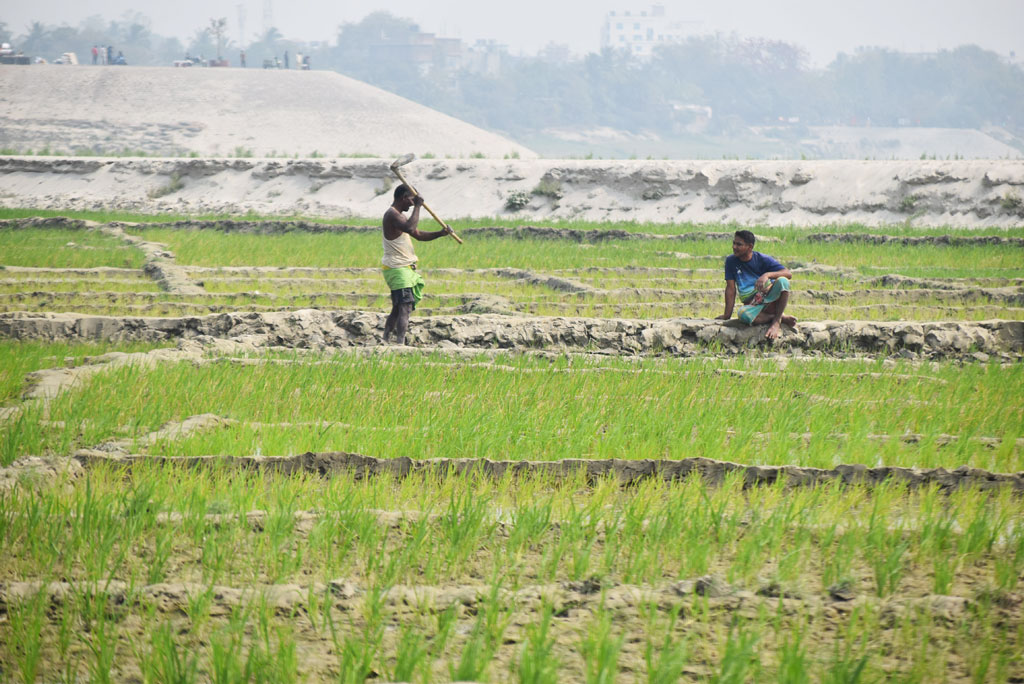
top-left (716, 280), bottom-right (736, 320)
top-left (754, 268), bottom-right (793, 291)
top-left (384, 197), bottom-right (450, 241)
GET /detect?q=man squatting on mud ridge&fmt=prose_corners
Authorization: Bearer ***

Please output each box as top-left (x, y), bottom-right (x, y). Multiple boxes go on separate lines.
top-left (381, 184), bottom-right (453, 344)
top-left (716, 230), bottom-right (797, 340)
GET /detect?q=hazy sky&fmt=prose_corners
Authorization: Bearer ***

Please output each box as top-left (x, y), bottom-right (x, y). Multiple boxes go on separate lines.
top-left (4, 0), bottom-right (1022, 66)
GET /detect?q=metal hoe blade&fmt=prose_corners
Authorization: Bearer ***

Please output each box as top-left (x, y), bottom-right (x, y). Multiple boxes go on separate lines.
top-left (390, 153), bottom-right (416, 171)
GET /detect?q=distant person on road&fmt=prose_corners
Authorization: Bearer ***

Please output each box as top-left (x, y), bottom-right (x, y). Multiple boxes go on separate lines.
top-left (716, 230), bottom-right (796, 340)
top-left (284, 50), bottom-right (289, 68)
top-left (106, 45), bottom-right (113, 64)
top-left (381, 184), bottom-right (453, 344)
top-left (91, 45), bottom-right (98, 64)
top-left (240, 49), bottom-right (246, 67)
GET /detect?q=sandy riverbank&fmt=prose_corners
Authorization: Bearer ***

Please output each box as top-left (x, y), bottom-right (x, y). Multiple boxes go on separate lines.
top-left (1, 157), bottom-right (1022, 227)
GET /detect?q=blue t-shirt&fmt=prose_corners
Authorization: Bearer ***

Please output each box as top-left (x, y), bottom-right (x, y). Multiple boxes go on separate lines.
top-left (724, 252), bottom-right (785, 297)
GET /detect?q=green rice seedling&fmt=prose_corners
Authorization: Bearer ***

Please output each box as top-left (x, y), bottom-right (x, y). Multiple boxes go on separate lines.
top-left (822, 528), bottom-right (860, 594)
top-left (438, 485), bottom-right (497, 571)
top-left (730, 525), bottom-right (771, 585)
top-left (0, 409), bottom-right (49, 467)
top-left (19, 351), bottom-right (1022, 472)
top-left (6, 588), bottom-right (48, 684)
top-left (0, 227), bottom-right (146, 268)
top-left (246, 595), bottom-right (300, 684)
top-left (120, 223), bottom-right (1023, 279)
top-left (73, 480), bottom-right (130, 585)
top-left (643, 603), bottom-right (690, 684)
top-left (55, 591), bottom-right (83, 683)
top-left (994, 521), bottom-right (1024, 592)
top-left (3, 458), bottom-right (1024, 680)
top-left (209, 604), bottom-right (251, 684)
top-left (330, 585), bottom-right (386, 684)
top-left (450, 580), bottom-right (512, 682)
top-left (139, 621), bottom-right (200, 684)
top-left (147, 526), bottom-right (175, 584)
top-left (712, 618), bottom-right (762, 684)
top-left (429, 604), bottom-right (459, 673)
top-left (868, 526), bottom-right (909, 598)
top-left (388, 621), bottom-right (431, 684)
top-left (509, 498), bottom-right (554, 554)
top-left (773, 528), bottom-right (812, 587)
top-left (303, 583), bottom-right (326, 637)
top-left (896, 605), bottom-right (944, 682)
top-left (184, 584), bottom-right (216, 634)
top-left (960, 494), bottom-right (1005, 560)
top-left (306, 516), bottom-right (349, 581)
top-left (261, 507), bottom-right (302, 583)
top-left (539, 531), bottom-right (572, 583)
top-left (822, 647), bottom-right (869, 684)
top-left (774, 623), bottom-right (810, 684)
top-left (580, 607), bottom-right (624, 684)
top-left (85, 605), bottom-right (119, 684)
top-left (931, 544), bottom-right (959, 595)
top-left (961, 601), bottom-right (1017, 684)
top-left (390, 511), bottom-right (435, 584)
top-left (355, 520), bottom-right (391, 586)
top-left (916, 485), bottom-right (958, 559)
top-left (517, 602), bottom-right (560, 684)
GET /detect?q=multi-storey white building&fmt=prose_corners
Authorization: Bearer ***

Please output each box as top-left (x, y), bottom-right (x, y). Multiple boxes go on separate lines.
top-left (601, 4), bottom-right (698, 58)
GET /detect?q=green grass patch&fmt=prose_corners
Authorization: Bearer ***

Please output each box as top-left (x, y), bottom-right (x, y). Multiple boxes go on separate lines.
top-left (0, 340), bottom-right (172, 404)
top-left (4, 208), bottom-right (1023, 238)
top-left (0, 228), bottom-right (145, 269)
top-left (6, 352), bottom-right (1021, 471)
top-left (0, 463), bottom-right (1021, 682)
top-left (124, 228), bottom-right (1024, 278)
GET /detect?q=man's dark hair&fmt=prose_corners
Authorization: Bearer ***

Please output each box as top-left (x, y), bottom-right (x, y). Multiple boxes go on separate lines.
top-left (734, 230), bottom-right (756, 246)
top-left (393, 184), bottom-right (413, 202)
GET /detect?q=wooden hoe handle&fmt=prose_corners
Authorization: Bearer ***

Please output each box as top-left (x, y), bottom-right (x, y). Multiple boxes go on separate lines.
top-left (391, 167), bottom-right (463, 245)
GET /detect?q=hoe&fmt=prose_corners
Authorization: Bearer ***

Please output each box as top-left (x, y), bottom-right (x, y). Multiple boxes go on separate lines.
top-left (389, 153), bottom-right (463, 245)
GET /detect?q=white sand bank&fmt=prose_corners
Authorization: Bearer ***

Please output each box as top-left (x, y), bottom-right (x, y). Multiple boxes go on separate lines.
top-left (1, 157), bottom-right (1023, 228)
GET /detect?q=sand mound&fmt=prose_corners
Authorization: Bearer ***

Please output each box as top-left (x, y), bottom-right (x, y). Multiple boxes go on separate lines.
top-left (0, 65), bottom-right (534, 159)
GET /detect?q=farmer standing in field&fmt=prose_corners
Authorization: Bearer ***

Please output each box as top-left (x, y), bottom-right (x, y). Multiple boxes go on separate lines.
top-left (381, 184), bottom-right (453, 345)
top-left (716, 229), bottom-right (797, 340)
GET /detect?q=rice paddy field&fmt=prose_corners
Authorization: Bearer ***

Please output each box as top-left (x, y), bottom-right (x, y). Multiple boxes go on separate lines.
top-left (1, 212), bottom-right (1023, 682)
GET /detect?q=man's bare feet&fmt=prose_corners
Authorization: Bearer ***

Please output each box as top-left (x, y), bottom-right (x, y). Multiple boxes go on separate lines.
top-left (765, 316), bottom-right (797, 340)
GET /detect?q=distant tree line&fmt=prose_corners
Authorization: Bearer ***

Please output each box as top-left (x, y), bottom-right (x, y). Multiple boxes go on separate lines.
top-left (324, 15), bottom-right (1024, 138)
top-left (3, 12), bottom-right (1022, 138)
top-left (1, 14), bottom-right (185, 66)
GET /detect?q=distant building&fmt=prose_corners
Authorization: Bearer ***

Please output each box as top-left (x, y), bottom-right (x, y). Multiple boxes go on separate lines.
top-left (464, 40), bottom-right (509, 76)
top-left (367, 32), bottom-right (468, 75)
top-left (601, 4), bottom-right (699, 58)
top-left (540, 42), bottom-right (572, 65)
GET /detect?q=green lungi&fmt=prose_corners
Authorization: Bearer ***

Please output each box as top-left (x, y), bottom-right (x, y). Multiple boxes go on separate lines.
top-left (382, 266), bottom-right (425, 304)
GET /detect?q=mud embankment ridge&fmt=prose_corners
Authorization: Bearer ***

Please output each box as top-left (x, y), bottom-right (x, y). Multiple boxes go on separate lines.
top-left (1, 310), bottom-right (1021, 360)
